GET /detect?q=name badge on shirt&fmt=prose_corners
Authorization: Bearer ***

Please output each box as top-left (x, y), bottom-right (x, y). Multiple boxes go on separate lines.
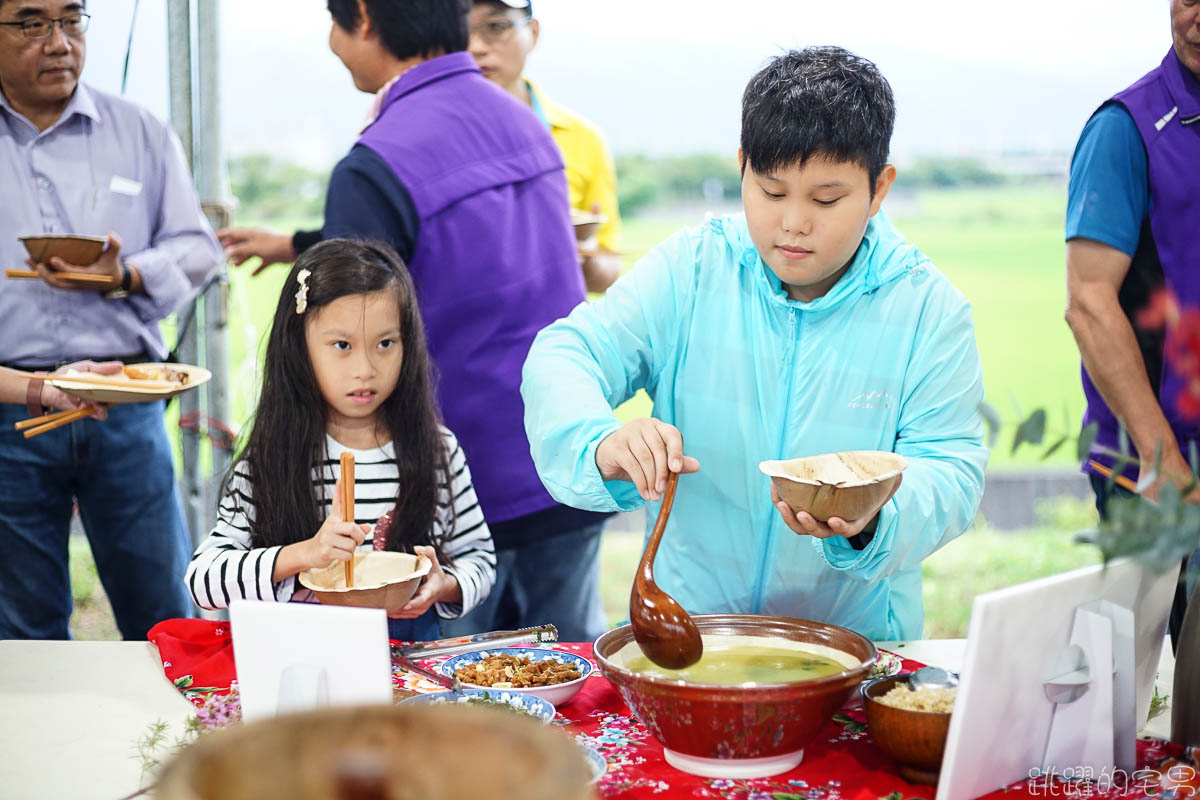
top-left (108, 175), bottom-right (142, 196)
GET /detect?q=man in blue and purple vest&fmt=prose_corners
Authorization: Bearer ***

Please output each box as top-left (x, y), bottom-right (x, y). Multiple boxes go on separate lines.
top-left (1065, 0), bottom-right (1200, 652)
top-left (218, 0), bottom-right (610, 641)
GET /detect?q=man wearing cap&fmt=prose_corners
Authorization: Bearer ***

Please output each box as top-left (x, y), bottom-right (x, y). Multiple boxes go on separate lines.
top-left (0, 0), bottom-right (221, 639)
top-left (467, 0), bottom-right (621, 293)
top-left (1064, 0), bottom-right (1200, 652)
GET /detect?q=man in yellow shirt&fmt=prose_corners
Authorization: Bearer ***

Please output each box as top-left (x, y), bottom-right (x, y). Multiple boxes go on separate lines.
top-left (469, 0), bottom-right (621, 292)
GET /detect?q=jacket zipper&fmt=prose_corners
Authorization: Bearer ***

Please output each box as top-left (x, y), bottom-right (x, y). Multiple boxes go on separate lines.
top-left (752, 307), bottom-right (800, 612)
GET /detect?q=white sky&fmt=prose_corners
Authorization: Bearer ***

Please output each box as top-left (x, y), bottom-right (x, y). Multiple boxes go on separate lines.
top-left (84, 0), bottom-right (1172, 169)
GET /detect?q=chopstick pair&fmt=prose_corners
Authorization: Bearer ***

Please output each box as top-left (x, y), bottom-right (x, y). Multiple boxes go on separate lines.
top-left (13, 406), bottom-right (96, 439)
top-left (1087, 459), bottom-right (1140, 494)
top-left (341, 451), bottom-right (356, 588)
top-left (5, 268), bottom-right (112, 284)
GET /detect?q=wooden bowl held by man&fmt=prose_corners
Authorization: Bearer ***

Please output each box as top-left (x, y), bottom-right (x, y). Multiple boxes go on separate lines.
top-left (19, 233), bottom-right (108, 265)
top-left (594, 614), bottom-right (877, 779)
top-left (570, 208), bottom-right (607, 243)
top-left (155, 703), bottom-right (595, 800)
top-left (861, 674), bottom-right (954, 785)
top-left (759, 450), bottom-right (907, 522)
top-left (298, 551), bottom-right (430, 615)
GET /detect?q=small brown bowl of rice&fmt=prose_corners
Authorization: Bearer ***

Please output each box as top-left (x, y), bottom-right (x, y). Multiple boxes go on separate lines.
top-left (862, 674), bottom-right (955, 785)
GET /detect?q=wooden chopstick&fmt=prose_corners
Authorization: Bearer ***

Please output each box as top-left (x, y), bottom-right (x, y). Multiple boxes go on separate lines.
top-left (22, 407), bottom-right (94, 438)
top-left (6, 269), bottom-right (113, 284)
top-left (341, 451), bottom-right (356, 588)
top-left (14, 407), bottom-right (79, 431)
top-left (29, 372), bottom-right (179, 390)
top-left (1087, 459), bottom-right (1140, 494)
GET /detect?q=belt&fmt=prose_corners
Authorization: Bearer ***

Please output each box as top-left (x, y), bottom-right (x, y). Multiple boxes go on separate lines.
top-left (0, 351), bottom-right (152, 372)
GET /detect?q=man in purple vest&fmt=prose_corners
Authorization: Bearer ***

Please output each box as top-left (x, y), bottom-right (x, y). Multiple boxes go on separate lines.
top-left (215, 0), bottom-right (610, 641)
top-left (1065, 0), bottom-right (1200, 650)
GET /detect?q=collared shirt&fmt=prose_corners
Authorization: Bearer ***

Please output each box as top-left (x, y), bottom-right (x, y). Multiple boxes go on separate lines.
top-left (525, 79), bottom-right (621, 253)
top-left (0, 82), bottom-right (221, 365)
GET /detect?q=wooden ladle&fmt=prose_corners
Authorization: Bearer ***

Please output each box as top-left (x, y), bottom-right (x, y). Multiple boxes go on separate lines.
top-left (629, 471), bottom-right (703, 670)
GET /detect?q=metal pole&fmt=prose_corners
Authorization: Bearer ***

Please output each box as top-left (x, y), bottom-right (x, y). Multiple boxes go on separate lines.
top-left (196, 0), bottom-right (232, 524)
top-left (166, 0), bottom-right (206, 552)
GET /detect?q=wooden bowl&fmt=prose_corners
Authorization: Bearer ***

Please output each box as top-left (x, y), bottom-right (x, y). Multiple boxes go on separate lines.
top-left (570, 210), bottom-right (606, 242)
top-left (759, 450), bottom-right (906, 522)
top-left (298, 551), bottom-right (430, 615)
top-left (19, 234), bottom-right (108, 265)
top-left (155, 703), bottom-right (595, 800)
top-left (862, 675), bottom-right (952, 785)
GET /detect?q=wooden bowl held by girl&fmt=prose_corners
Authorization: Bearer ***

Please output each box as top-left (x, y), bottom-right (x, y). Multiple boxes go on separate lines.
top-left (298, 551), bottom-right (431, 615)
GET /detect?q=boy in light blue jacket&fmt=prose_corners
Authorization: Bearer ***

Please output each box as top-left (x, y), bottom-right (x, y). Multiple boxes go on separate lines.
top-left (521, 47), bottom-right (987, 641)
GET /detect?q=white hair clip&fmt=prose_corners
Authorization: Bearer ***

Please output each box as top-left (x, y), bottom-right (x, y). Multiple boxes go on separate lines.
top-left (294, 269), bottom-right (311, 314)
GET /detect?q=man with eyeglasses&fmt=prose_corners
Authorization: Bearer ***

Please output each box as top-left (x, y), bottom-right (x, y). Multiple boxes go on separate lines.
top-left (467, 0), bottom-right (621, 294)
top-left (0, 0), bottom-right (222, 640)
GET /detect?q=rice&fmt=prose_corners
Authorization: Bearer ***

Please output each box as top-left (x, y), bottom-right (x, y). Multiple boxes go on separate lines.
top-left (877, 684), bottom-right (956, 713)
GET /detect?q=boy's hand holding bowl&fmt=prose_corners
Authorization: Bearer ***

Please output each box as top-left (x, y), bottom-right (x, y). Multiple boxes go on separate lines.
top-left (761, 451), bottom-right (907, 540)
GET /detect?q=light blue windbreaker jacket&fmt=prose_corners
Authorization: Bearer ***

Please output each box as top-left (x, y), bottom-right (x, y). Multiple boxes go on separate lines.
top-left (522, 212), bottom-right (987, 640)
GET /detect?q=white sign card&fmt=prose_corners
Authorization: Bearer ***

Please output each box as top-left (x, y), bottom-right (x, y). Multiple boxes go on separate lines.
top-left (229, 600), bottom-right (392, 722)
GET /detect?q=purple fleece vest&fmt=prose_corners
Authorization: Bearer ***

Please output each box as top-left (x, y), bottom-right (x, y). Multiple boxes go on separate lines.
top-left (1082, 49), bottom-right (1200, 474)
top-left (357, 53), bottom-right (585, 523)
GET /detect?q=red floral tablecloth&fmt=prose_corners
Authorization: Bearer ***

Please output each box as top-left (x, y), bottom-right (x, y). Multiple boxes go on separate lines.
top-left (147, 620), bottom-right (1197, 800)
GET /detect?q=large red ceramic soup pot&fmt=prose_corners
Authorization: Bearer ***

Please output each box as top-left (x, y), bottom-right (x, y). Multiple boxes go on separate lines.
top-left (593, 614), bottom-right (876, 778)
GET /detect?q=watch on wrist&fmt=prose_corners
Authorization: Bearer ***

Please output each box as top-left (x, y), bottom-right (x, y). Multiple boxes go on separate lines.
top-left (103, 262), bottom-right (132, 300)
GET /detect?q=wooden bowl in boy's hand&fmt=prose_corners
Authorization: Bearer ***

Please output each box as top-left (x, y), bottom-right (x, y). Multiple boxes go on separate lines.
top-left (298, 551), bottom-right (430, 614)
top-left (760, 450), bottom-right (907, 522)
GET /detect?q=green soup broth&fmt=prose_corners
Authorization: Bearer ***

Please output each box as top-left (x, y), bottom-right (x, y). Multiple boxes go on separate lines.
top-left (623, 644), bottom-right (849, 684)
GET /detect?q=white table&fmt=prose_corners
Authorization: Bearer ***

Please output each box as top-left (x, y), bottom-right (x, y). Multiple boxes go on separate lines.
top-left (0, 638), bottom-right (1177, 800)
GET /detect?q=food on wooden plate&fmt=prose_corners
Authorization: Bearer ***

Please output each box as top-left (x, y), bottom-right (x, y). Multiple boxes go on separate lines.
top-left (123, 364), bottom-right (189, 384)
top-left (454, 653), bottom-right (582, 688)
top-left (876, 684), bottom-right (957, 713)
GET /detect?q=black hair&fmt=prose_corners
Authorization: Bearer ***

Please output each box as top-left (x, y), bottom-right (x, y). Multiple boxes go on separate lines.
top-left (227, 239), bottom-right (452, 564)
top-left (327, 0), bottom-right (471, 61)
top-left (741, 46), bottom-right (895, 191)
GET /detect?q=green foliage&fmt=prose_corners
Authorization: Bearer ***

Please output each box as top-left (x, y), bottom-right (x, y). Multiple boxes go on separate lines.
top-left (615, 153), bottom-right (741, 217)
top-left (227, 155), bottom-right (327, 223)
top-left (894, 157), bottom-right (1006, 190)
top-left (1096, 483), bottom-right (1200, 575)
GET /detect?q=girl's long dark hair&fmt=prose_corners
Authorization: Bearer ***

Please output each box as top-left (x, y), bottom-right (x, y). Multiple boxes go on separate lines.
top-left (226, 239), bottom-right (452, 563)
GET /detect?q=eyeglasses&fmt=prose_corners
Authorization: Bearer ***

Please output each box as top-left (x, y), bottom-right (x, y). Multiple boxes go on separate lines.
top-left (0, 13), bottom-right (90, 40)
top-left (469, 16), bottom-right (529, 45)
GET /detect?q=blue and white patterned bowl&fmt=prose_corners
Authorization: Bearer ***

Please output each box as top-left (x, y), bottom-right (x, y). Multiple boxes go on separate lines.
top-left (400, 687), bottom-right (556, 723)
top-left (440, 647), bottom-right (593, 708)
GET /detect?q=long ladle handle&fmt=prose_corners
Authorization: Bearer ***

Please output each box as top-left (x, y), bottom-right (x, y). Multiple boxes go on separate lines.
top-left (640, 471), bottom-right (679, 581)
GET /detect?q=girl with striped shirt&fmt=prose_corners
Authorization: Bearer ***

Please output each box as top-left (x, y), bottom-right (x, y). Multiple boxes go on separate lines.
top-left (186, 240), bottom-right (495, 641)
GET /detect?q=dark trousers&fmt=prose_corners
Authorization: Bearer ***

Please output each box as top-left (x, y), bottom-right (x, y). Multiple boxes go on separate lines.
top-left (0, 401), bottom-right (193, 640)
top-left (440, 521), bottom-right (607, 643)
top-left (1089, 474), bottom-right (1192, 653)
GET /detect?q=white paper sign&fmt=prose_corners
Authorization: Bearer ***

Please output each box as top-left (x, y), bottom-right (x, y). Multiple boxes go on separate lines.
top-left (229, 600), bottom-right (392, 722)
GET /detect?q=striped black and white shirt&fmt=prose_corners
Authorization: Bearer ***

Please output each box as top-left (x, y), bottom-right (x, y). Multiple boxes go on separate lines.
top-left (186, 428), bottom-right (495, 619)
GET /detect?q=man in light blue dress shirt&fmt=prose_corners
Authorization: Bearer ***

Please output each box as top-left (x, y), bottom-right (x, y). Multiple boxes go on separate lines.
top-left (0, 1), bottom-right (221, 639)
